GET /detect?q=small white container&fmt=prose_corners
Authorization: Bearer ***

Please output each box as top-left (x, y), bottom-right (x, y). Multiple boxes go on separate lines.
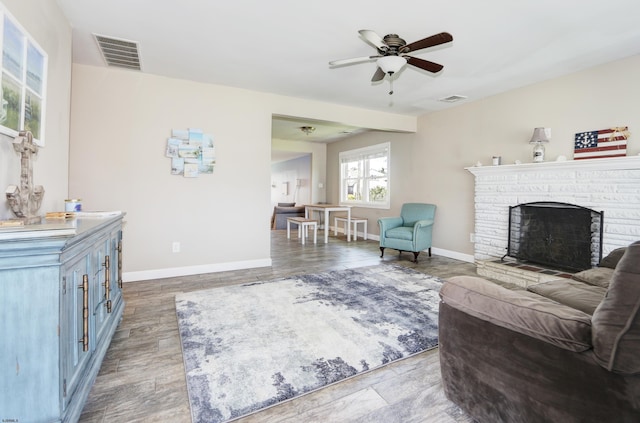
top-left (65, 199), bottom-right (82, 212)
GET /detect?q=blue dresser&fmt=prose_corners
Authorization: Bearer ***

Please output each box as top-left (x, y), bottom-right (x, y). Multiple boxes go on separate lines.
top-left (0, 215), bottom-right (125, 423)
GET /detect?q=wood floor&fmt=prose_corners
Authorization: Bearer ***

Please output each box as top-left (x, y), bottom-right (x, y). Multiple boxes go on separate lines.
top-left (79, 230), bottom-right (480, 423)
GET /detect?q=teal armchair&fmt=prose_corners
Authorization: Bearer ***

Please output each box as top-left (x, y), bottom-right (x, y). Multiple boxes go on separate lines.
top-left (378, 203), bottom-right (436, 263)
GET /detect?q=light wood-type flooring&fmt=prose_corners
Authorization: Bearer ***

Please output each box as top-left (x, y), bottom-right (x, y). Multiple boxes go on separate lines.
top-left (79, 229), bottom-right (481, 423)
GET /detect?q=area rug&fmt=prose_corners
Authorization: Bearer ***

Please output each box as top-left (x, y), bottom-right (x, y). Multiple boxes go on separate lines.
top-left (175, 264), bottom-right (443, 423)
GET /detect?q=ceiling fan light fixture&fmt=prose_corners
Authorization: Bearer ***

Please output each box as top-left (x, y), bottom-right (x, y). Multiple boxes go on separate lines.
top-left (376, 56), bottom-right (407, 74)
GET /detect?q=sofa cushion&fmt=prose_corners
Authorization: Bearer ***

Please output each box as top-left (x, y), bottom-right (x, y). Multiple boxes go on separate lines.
top-left (571, 267), bottom-right (615, 289)
top-left (599, 247), bottom-right (627, 269)
top-left (528, 279), bottom-right (606, 315)
top-left (592, 241), bottom-right (640, 374)
top-left (385, 226), bottom-right (413, 241)
top-left (570, 248), bottom-right (626, 288)
top-left (277, 202), bottom-right (296, 207)
top-left (441, 276), bottom-right (592, 352)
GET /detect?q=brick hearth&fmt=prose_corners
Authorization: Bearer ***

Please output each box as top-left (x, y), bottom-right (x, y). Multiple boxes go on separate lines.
top-left (476, 258), bottom-right (573, 288)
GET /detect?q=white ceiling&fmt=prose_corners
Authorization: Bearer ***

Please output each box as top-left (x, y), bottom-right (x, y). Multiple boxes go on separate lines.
top-left (56, 0), bottom-right (640, 144)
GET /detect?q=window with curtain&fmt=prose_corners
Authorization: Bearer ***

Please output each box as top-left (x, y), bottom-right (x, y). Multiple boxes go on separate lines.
top-left (339, 142), bottom-right (390, 208)
top-left (0, 7), bottom-right (47, 144)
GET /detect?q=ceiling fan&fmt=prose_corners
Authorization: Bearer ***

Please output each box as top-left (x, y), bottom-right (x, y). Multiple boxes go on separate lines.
top-left (329, 30), bottom-right (453, 94)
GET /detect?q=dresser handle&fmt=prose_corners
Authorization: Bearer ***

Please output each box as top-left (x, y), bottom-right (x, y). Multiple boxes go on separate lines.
top-left (79, 274), bottom-right (89, 352)
top-left (117, 240), bottom-right (123, 289)
top-left (104, 255), bottom-right (112, 313)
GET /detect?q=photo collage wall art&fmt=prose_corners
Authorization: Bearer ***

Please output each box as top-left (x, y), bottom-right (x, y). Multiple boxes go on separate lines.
top-left (166, 128), bottom-right (215, 177)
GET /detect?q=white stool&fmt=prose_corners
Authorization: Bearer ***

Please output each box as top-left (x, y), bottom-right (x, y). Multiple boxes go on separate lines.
top-left (334, 216), bottom-right (368, 241)
top-left (286, 217), bottom-right (318, 244)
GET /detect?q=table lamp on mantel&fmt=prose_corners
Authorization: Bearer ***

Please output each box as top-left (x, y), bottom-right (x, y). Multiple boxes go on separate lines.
top-left (529, 127), bottom-right (550, 163)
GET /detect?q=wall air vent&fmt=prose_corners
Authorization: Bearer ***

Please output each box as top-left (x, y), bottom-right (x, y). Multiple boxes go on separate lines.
top-left (94, 34), bottom-right (141, 70)
top-left (438, 95), bottom-right (467, 103)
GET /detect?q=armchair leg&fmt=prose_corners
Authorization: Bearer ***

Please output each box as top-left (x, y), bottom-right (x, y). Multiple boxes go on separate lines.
top-left (380, 247), bottom-right (385, 258)
top-left (428, 247), bottom-right (431, 257)
top-left (412, 252), bottom-right (420, 263)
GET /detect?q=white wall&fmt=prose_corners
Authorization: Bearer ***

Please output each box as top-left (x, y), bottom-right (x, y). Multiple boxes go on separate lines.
top-left (271, 155), bottom-right (311, 206)
top-left (272, 137), bottom-right (326, 204)
top-left (68, 64), bottom-right (417, 280)
top-left (328, 54), bottom-right (640, 261)
top-left (0, 0), bottom-right (71, 220)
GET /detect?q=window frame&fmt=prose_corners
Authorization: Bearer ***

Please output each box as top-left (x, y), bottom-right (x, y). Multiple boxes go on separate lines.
top-left (339, 142), bottom-right (390, 209)
top-left (0, 6), bottom-right (47, 145)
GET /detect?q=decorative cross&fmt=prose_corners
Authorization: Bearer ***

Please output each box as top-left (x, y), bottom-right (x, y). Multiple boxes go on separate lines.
top-left (5, 131), bottom-right (44, 224)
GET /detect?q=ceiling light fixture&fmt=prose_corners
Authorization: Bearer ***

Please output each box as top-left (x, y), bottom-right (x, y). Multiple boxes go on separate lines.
top-left (376, 56), bottom-right (407, 95)
top-left (376, 56), bottom-right (407, 74)
top-left (300, 126), bottom-right (315, 135)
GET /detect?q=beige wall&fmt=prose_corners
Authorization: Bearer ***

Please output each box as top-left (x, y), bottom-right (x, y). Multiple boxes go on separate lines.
top-left (69, 65), bottom-right (417, 280)
top-left (327, 54), bottom-right (640, 260)
top-left (0, 0), bottom-right (72, 220)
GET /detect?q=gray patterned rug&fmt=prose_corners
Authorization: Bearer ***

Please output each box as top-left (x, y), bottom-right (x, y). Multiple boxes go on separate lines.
top-left (175, 264), bottom-right (443, 423)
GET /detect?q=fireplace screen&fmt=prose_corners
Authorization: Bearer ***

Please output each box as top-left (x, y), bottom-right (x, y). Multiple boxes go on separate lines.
top-left (506, 202), bottom-right (603, 271)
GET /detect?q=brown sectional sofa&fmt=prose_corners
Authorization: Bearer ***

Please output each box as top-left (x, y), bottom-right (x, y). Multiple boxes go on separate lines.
top-left (438, 241), bottom-right (640, 422)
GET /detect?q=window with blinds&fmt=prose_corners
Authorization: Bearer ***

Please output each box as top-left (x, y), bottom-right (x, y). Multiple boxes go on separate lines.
top-left (339, 142), bottom-right (390, 208)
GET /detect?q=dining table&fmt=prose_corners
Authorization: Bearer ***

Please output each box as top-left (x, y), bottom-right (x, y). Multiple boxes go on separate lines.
top-left (304, 204), bottom-right (352, 243)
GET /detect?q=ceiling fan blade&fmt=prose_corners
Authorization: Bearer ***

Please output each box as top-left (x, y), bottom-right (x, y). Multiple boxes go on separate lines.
top-left (371, 67), bottom-right (385, 82)
top-left (402, 32), bottom-right (453, 53)
top-left (406, 56), bottom-right (444, 73)
top-left (358, 29), bottom-right (387, 50)
top-left (329, 56), bottom-right (379, 67)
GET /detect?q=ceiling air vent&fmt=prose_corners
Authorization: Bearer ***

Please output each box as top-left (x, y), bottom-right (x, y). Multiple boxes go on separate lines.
top-left (438, 95), bottom-right (467, 103)
top-left (94, 34), bottom-right (141, 70)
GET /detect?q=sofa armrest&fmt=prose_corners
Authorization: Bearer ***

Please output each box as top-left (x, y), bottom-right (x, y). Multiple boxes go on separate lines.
top-left (413, 219), bottom-right (434, 229)
top-left (440, 276), bottom-right (593, 352)
top-left (378, 216), bottom-right (403, 233)
top-left (413, 218), bottom-right (434, 234)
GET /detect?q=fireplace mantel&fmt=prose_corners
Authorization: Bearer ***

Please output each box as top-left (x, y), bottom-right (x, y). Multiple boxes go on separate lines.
top-left (466, 155), bottom-right (640, 176)
top-left (466, 155), bottom-right (640, 264)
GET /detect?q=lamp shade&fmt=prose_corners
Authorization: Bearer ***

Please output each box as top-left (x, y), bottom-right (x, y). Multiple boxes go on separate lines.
top-left (529, 127), bottom-right (551, 144)
top-left (377, 56), bottom-right (407, 74)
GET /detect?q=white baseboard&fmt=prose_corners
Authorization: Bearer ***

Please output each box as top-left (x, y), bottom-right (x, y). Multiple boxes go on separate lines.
top-left (336, 229), bottom-right (474, 263)
top-left (431, 247), bottom-right (475, 263)
top-left (122, 258), bottom-right (273, 282)
top-left (122, 242), bottom-right (474, 283)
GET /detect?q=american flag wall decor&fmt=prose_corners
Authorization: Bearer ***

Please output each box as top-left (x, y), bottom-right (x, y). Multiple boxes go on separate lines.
top-left (574, 126), bottom-right (629, 160)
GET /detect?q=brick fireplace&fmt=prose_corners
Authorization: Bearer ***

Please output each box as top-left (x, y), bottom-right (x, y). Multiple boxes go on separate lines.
top-left (467, 156), bottom-right (640, 286)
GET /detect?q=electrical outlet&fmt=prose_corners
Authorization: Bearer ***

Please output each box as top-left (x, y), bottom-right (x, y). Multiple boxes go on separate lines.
top-left (469, 233), bottom-right (476, 243)
top-left (172, 242), bottom-right (181, 253)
